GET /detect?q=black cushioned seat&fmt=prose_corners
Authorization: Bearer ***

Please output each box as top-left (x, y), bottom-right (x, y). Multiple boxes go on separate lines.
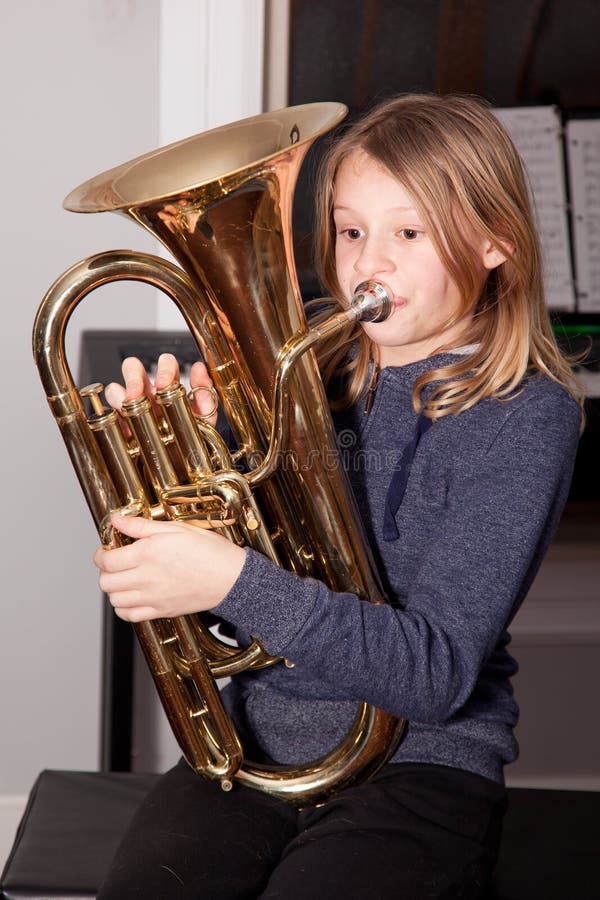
top-left (2, 770), bottom-right (599, 899)
top-left (1, 771), bottom-right (158, 900)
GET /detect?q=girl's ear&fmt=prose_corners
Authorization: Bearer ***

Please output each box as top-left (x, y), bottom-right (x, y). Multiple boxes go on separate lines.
top-left (482, 238), bottom-right (515, 270)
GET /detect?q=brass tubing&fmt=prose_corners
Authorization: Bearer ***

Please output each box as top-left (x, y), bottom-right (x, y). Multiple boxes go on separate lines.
top-left (121, 395), bottom-right (180, 499)
top-left (156, 382), bottom-right (213, 477)
top-left (35, 248), bottom-right (405, 806)
top-left (34, 104), bottom-right (406, 807)
top-left (247, 283), bottom-right (392, 489)
top-left (171, 615), bottom-right (243, 782)
top-left (234, 704), bottom-right (404, 804)
top-left (134, 620), bottom-right (220, 774)
top-left (87, 408), bottom-right (147, 511)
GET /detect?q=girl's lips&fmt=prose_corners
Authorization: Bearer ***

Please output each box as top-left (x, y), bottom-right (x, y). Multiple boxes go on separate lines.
top-left (392, 296), bottom-right (407, 309)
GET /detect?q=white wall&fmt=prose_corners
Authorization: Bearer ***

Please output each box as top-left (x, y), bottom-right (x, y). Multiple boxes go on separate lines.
top-left (0, 0), bottom-right (265, 796)
top-left (508, 540), bottom-right (600, 790)
top-left (0, 0), bottom-right (160, 797)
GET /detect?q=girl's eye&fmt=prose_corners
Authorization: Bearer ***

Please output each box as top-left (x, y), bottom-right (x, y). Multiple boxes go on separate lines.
top-left (339, 227), bottom-right (363, 241)
top-left (400, 228), bottom-right (422, 241)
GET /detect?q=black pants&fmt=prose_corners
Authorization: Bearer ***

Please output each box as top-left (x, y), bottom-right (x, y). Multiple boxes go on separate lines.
top-left (97, 759), bottom-right (506, 900)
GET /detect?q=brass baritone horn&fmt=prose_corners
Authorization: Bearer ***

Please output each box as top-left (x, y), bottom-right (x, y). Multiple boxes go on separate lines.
top-left (33, 103), bottom-right (405, 806)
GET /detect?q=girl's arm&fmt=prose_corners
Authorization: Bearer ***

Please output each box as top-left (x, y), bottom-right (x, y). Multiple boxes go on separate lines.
top-left (95, 369), bottom-right (580, 725)
top-left (214, 388), bottom-right (581, 723)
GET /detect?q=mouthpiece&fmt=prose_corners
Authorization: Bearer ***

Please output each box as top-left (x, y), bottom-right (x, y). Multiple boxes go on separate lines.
top-left (350, 281), bottom-right (393, 322)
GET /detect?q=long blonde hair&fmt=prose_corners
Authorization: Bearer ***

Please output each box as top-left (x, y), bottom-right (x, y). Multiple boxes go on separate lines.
top-left (311, 93), bottom-right (584, 419)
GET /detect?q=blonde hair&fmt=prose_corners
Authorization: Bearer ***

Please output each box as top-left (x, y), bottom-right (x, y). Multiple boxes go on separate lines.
top-left (310, 93), bottom-right (584, 419)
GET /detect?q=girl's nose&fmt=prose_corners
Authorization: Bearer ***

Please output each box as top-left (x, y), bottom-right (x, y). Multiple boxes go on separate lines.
top-left (353, 236), bottom-right (395, 279)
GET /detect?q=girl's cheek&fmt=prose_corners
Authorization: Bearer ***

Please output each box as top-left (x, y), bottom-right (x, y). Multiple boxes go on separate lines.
top-left (335, 245), bottom-right (351, 275)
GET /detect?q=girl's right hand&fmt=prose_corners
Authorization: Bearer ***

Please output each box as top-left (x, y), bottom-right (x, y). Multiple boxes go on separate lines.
top-left (104, 352), bottom-right (219, 428)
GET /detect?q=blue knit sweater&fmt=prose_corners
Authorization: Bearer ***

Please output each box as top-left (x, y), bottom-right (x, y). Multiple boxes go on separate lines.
top-left (215, 352), bottom-right (581, 784)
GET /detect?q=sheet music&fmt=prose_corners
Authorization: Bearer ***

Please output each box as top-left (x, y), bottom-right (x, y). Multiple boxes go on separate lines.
top-left (566, 119), bottom-right (600, 312)
top-left (495, 106), bottom-right (575, 311)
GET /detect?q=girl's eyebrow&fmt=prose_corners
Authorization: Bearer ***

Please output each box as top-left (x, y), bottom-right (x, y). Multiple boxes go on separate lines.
top-left (333, 204), bottom-right (419, 214)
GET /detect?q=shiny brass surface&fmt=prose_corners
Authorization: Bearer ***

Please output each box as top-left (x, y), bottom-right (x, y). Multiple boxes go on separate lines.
top-left (33, 104), bottom-right (405, 806)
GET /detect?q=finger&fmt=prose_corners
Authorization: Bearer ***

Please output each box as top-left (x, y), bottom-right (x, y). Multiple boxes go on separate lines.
top-left (93, 545), bottom-right (107, 569)
top-left (103, 381), bottom-right (134, 440)
top-left (189, 361), bottom-right (218, 422)
top-left (110, 513), bottom-right (181, 541)
top-left (106, 589), bottom-right (142, 609)
top-left (190, 361), bottom-right (213, 391)
top-left (93, 542), bottom-right (139, 574)
top-left (122, 357), bottom-right (154, 401)
top-left (113, 604), bottom-right (158, 623)
top-left (104, 381), bottom-right (126, 412)
top-left (155, 353), bottom-right (180, 390)
top-left (98, 568), bottom-right (141, 596)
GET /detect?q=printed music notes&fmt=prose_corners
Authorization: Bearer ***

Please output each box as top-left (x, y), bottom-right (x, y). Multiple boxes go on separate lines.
top-left (566, 119), bottom-right (600, 312)
top-left (495, 106), bottom-right (575, 311)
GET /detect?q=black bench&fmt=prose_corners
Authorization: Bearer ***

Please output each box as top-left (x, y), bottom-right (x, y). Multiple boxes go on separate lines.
top-left (2, 770), bottom-right (599, 899)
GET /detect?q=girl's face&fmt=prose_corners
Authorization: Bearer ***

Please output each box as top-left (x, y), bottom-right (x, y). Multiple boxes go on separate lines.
top-left (333, 151), bottom-right (492, 367)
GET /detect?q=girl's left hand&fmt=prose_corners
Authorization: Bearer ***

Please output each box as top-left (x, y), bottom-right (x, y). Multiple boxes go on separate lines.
top-left (93, 514), bottom-right (246, 622)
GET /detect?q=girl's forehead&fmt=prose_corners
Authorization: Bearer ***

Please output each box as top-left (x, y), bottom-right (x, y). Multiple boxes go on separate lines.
top-left (335, 151), bottom-right (401, 192)
top-left (335, 148), bottom-right (389, 181)
top-left (332, 150), bottom-right (423, 214)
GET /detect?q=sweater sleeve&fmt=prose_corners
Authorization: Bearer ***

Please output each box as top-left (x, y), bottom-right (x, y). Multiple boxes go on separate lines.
top-left (214, 388), bottom-right (581, 723)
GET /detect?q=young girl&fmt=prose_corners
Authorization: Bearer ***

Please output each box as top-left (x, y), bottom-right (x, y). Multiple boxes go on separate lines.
top-left (94, 94), bottom-right (583, 899)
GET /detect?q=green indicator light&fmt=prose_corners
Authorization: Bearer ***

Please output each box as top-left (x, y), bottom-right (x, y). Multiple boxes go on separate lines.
top-left (553, 325), bottom-right (600, 335)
